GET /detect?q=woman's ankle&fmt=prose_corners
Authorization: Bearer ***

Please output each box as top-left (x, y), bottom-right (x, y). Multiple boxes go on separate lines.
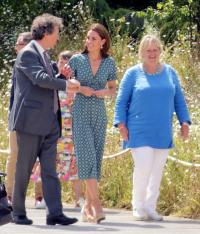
top-left (91, 199), bottom-right (103, 215)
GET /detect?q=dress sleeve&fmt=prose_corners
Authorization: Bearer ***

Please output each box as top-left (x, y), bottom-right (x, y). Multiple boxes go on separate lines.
top-left (107, 57), bottom-right (117, 81)
top-left (171, 67), bottom-right (191, 125)
top-left (113, 68), bottom-right (134, 127)
top-left (68, 56), bottom-right (77, 76)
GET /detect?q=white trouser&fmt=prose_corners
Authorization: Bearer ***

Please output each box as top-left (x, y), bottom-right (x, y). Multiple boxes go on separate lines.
top-left (131, 147), bottom-right (169, 212)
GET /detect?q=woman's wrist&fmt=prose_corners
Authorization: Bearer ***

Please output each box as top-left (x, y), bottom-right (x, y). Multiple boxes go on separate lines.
top-left (118, 123), bottom-right (125, 130)
top-left (78, 86), bottom-right (83, 94)
top-left (181, 122), bottom-right (189, 126)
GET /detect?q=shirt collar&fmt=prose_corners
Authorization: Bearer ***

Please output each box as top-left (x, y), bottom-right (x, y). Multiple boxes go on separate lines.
top-left (32, 40), bottom-right (46, 62)
top-left (33, 40), bottom-right (45, 53)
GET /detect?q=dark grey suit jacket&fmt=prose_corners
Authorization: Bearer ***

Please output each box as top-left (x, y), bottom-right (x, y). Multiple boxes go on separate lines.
top-left (9, 40), bottom-right (66, 136)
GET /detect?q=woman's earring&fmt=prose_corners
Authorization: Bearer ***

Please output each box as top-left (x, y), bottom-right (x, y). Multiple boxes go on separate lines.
top-left (101, 44), bottom-right (103, 49)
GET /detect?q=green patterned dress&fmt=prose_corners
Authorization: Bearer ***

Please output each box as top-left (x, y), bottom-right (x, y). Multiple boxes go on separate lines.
top-left (69, 53), bottom-right (117, 181)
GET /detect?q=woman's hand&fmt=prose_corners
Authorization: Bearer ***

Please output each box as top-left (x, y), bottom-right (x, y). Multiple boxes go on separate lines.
top-left (180, 122), bottom-right (189, 141)
top-left (93, 89), bottom-right (106, 98)
top-left (79, 86), bottom-right (95, 97)
top-left (118, 123), bottom-right (128, 141)
top-left (61, 65), bottom-right (73, 79)
top-left (94, 80), bottom-right (116, 98)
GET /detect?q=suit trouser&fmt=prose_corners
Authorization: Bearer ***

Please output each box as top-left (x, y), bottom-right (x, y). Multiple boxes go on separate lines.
top-left (12, 116), bottom-right (63, 216)
top-left (131, 147), bottom-right (169, 212)
top-left (5, 131), bottom-right (43, 199)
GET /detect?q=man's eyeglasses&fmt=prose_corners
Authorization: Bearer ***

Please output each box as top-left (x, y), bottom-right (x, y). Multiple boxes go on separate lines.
top-left (15, 43), bottom-right (25, 46)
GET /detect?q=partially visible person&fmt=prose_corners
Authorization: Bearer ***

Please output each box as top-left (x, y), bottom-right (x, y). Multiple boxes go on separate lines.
top-left (5, 32), bottom-right (45, 209)
top-left (30, 161), bottom-right (45, 209)
top-left (56, 51), bottom-right (85, 208)
top-left (8, 13), bottom-right (80, 225)
top-left (0, 172), bottom-right (12, 226)
top-left (68, 23), bottom-right (117, 223)
top-left (114, 34), bottom-right (191, 221)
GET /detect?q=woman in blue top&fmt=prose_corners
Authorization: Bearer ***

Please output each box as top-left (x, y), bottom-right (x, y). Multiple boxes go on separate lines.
top-left (114, 34), bottom-right (191, 221)
top-left (69, 23), bottom-right (117, 223)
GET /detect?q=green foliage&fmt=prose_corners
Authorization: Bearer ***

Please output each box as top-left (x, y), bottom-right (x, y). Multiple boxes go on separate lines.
top-left (143, 0), bottom-right (200, 44)
top-left (0, 89), bottom-right (9, 172)
top-left (113, 8), bottom-right (129, 18)
top-left (106, 0), bottom-right (161, 10)
top-left (109, 0), bottom-right (199, 47)
top-left (84, 0), bottom-right (111, 21)
top-left (1, 0), bottom-right (200, 89)
top-left (100, 154), bottom-right (133, 208)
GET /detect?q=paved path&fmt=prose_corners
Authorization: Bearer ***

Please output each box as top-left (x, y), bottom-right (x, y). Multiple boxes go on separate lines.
top-left (1, 199), bottom-right (200, 234)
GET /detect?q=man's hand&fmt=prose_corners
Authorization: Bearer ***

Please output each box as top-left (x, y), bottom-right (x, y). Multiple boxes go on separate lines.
top-left (66, 79), bottom-right (80, 93)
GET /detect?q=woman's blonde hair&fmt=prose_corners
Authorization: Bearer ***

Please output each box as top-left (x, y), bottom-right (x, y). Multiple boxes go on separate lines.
top-left (138, 34), bottom-right (163, 61)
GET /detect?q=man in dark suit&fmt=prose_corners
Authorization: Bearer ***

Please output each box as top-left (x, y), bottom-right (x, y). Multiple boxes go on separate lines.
top-left (9, 13), bottom-right (80, 225)
top-left (6, 32), bottom-right (46, 209)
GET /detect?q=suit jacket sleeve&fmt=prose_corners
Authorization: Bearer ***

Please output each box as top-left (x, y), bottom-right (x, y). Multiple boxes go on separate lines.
top-left (9, 70), bottom-right (15, 112)
top-left (17, 50), bottom-right (66, 91)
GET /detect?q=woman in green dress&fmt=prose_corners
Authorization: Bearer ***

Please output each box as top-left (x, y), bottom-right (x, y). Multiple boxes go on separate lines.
top-left (69, 23), bottom-right (117, 223)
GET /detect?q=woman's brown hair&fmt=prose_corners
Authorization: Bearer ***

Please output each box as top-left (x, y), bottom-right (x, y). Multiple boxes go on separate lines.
top-left (82, 23), bottom-right (111, 58)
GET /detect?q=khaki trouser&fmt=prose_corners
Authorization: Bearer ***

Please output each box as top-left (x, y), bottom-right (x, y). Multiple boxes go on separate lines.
top-left (5, 131), bottom-right (43, 199)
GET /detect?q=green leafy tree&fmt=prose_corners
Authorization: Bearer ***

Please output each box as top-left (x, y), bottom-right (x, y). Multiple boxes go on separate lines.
top-left (106, 0), bottom-right (161, 10)
top-left (143, 0), bottom-right (200, 44)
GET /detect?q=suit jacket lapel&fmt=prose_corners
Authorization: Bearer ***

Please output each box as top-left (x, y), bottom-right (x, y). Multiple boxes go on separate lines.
top-left (30, 41), bottom-right (55, 78)
top-left (30, 41), bottom-right (47, 69)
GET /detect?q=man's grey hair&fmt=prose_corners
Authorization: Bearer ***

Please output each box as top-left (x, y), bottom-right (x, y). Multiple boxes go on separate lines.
top-left (18, 32), bottom-right (33, 44)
